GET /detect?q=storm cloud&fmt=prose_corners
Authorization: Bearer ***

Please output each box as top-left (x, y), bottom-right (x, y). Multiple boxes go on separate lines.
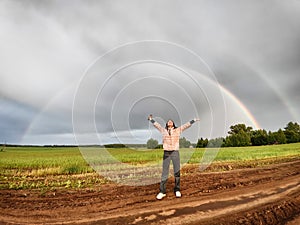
top-left (1, 0), bottom-right (299, 145)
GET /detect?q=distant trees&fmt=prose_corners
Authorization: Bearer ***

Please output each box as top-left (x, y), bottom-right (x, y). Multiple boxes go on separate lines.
top-left (266, 129), bottom-right (287, 145)
top-left (196, 121), bottom-right (300, 148)
top-left (147, 138), bottom-right (158, 149)
top-left (179, 137), bottom-right (191, 148)
top-left (251, 129), bottom-right (269, 146)
top-left (104, 143), bottom-right (126, 148)
top-left (207, 137), bottom-right (225, 148)
top-left (196, 137), bottom-right (224, 148)
top-left (147, 121), bottom-right (300, 148)
top-left (222, 122), bottom-right (300, 147)
top-left (196, 138), bottom-right (208, 148)
top-left (224, 124), bottom-right (252, 147)
top-left (146, 137), bottom-right (192, 149)
top-left (284, 122), bottom-right (300, 143)
top-left (273, 129), bottom-right (287, 144)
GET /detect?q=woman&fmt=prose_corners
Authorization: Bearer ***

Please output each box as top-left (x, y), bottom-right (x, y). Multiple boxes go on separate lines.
top-left (148, 114), bottom-right (200, 200)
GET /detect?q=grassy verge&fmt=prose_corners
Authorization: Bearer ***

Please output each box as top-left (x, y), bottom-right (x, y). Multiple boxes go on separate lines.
top-left (0, 143), bottom-right (299, 190)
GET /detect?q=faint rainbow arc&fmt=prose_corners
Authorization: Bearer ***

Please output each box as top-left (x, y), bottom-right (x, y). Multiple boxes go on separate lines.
top-left (218, 83), bottom-right (261, 130)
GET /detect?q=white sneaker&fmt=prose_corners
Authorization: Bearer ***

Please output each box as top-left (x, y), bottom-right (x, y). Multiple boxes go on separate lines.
top-left (156, 192), bottom-right (166, 200)
top-left (175, 191), bottom-right (181, 198)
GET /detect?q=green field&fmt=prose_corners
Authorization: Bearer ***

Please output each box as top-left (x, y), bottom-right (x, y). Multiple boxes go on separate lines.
top-left (0, 143), bottom-right (299, 190)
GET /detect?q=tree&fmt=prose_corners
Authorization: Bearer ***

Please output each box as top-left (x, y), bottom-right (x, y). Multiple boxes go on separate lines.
top-left (179, 137), bottom-right (191, 148)
top-left (155, 144), bottom-right (163, 149)
top-left (228, 124), bottom-right (253, 135)
top-left (207, 137), bottom-right (225, 148)
top-left (147, 138), bottom-right (158, 149)
top-left (267, 131), bottom-right (276, 145)
top-left (284, 122), bottom-right (300, 143)
top-left (104, 144), bottom-right (126, 148)
top-left (250, 129), bottom-right (268, 146)
top-left (204, 121), bottom-right (300, 148)
top-left (225, 130), bottom-right (251, 147)
top-left (224, 124), bottom-right (252, 147)
top-left (196, 138), bottom-right (208, 148)
top-left (273, 129), bottom-right (287, 144)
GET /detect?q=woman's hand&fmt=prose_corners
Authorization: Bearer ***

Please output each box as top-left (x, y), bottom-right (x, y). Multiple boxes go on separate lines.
top-left (194, 118), bottom-right (200, 122)
top-left (148, 114), bottom-right (153, 120)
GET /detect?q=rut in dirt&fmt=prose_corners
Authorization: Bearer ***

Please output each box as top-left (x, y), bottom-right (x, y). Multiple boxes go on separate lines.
top-left (0, 160), bottom-right (299, 225)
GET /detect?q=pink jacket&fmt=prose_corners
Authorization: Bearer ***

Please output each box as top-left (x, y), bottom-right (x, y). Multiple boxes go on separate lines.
top-left (152, 121), bottom-right (193, 151)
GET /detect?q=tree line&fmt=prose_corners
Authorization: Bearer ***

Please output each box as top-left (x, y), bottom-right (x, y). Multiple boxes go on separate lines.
top-left (147, 121), bottom-right (300, 148)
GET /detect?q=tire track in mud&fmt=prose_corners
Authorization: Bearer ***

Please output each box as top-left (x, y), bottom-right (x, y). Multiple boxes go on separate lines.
top-left (74, 176), bottom-right (300, 225)
top-left (1, 160), bottom-right (300, 225)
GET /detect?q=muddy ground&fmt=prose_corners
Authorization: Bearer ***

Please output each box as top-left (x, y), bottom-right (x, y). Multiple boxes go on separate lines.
top-left (1, 159), bottom-right (300, 225)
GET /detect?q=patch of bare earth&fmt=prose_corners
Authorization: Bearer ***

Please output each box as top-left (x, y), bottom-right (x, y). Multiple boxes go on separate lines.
top-left (1, 160), bottom-right (299, 225)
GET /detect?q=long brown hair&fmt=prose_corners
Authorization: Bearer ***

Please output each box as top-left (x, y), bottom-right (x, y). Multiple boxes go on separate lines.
top-left (165, 119), bottom-right (177, 130)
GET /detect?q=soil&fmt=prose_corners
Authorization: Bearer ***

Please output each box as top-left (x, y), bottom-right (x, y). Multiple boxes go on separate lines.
top-left (1, 160), bottom-right (300, 225)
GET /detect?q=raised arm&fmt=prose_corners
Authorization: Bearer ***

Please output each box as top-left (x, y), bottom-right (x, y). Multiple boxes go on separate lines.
top-left (148, 114), bottom-right (165, 133)
top-left (179, 118), bottom-right (200, 132)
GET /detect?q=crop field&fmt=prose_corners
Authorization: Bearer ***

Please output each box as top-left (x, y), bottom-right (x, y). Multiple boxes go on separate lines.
top-left (1, 143), bottom-right (300, 225)
top-left (0, 143), bottom-right (299, 190)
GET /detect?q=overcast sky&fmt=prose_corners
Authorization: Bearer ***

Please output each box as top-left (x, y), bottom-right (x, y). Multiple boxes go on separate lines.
top-left (1, 0), bottom-right (300, 145)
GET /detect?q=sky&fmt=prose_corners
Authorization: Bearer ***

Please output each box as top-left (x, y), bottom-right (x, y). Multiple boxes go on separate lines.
top-left (1, 0), bottom-right (300, 145)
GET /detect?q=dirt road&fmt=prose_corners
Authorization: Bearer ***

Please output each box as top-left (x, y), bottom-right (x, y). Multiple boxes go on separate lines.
top-left (1, 160), bottom-right (300, 225)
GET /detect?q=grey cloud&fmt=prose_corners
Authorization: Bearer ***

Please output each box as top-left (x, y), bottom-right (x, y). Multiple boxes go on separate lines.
top-left (0, 97), bottom-right (38, 143)
top-left (1, 0), bottom-right (300, 144)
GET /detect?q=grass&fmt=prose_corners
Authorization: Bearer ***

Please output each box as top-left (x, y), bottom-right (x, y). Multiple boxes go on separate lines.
top-left (0, 147), bottom-right (98, 190)
top-left (212, 143), bottom-right (299, 161)
top-left (0, 146), bottom-right (93, 175)
top-left (0, 143), bottom-right (299, 190)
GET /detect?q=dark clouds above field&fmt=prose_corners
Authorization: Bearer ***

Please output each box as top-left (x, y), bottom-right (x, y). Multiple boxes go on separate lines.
top-left (0, 0), bottom-right (300, 145)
